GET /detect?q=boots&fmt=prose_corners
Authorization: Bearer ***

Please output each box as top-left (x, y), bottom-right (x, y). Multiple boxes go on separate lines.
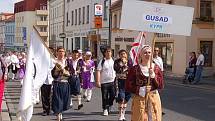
top-left (118, 103), bottom-right (126, 121)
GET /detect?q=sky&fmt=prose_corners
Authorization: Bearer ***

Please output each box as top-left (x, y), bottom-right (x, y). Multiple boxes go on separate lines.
top-left (0, 0), bottom-right (22, 13)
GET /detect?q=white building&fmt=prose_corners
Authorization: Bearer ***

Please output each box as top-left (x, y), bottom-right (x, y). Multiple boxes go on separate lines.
top-left (111, 0), bottom-right (215, 76)
top-left (14, 0), bottom-right (49, 51)
top-left (49, 0), bottom-right (64, 48)
top-left (65, 0), bottom-right (110, 58)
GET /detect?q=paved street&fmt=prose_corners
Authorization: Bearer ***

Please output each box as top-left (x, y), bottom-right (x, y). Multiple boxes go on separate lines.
top-left (3, 76), bottom-right (215, 121)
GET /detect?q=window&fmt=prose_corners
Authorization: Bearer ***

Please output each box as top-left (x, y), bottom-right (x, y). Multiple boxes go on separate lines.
top-left (82, 37), bottom-right (88, 51)
top-left (200, 1), bottom-right (213, 21)
top-left (40, 16), bottom-right (47, 21)
top-left (86, 5), bottom-right (89, 24)
top-left (75, 37), bottom-right (80, 49)
top-left (115, 45), bottom-right (120, 57)
top-left (66, 12), bottom-right (69, 26)
top-left (113, 14), bottom-right (117, 28)
top-left (82, 7), bottom-right (85, 24)
top-left (75, 9), bottom-right (77, 25)
top-left (79, 8), bottom-right (81, 25)
top-left (200, 41), bottom-right (213, 67)
top-left (71, 11), bottom-right (74, 25)
top-left (71, 38), bottom-right (73, 50)
top-left (103, 0), bottom-right (108, 20)
top-left (166, 0), bottom-right (174, 4)
top-left (40, 27), bottom-right (47, 32)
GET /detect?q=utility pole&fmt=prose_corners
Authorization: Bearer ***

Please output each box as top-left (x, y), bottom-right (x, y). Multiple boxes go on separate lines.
top-left (108, 0), bottom-right (112, 46)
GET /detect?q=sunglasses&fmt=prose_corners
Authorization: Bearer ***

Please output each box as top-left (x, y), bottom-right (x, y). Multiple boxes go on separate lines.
top-left (144, 51), bottom-right (151, 54)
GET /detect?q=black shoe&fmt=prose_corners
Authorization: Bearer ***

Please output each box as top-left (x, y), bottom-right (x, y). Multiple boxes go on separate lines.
top-left (42, 112), bottom-right (47, 116)
top-left (86, 100), bottom-right (90, 102)
top-left (162, 112), bottom-right (165, 116)
top-left (78, 104), bottom-right (83, 110)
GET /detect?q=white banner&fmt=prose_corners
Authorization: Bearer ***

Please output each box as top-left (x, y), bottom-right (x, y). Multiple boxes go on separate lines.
top-left (120, 0), bottom-right (194, 36)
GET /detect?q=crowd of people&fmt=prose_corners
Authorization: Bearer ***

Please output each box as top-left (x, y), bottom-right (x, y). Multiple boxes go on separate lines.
top-left (2, 45), bottom-right (206, 121)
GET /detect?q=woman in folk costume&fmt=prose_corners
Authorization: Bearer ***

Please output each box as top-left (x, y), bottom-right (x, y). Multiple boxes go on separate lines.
top-left (125, 45), bottom-right (164, 121)
top-left (81, 51), bottom-right (95, 102)
top-left (51, 47), bottom-right (71, 121)
top-left (18, 52), bottom-right (26, 85)
top-left (114, 49), bottom-right (132, 121)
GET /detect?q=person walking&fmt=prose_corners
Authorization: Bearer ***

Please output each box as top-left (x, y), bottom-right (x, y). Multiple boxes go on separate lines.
top-left (41, 47), bottom-right (55, 116)
top-left (51, 47), bottom-right (71, 121)
top-left (96, 46), bottom-right (116, 116)
top-left (125, 45), bottom-right (164, 121)
top-left (67, 50), bottom-right (83, 110)
top-left (114, 49), bottom-right (131, 121)
top-left (193, 51), bottom-right (205, 84)
top-left (81, 51), bottom-right (95, 102)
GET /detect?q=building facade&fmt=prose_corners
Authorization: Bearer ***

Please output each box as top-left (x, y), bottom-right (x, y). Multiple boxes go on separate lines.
top-left (14, 0), bottom-right (49, 51)
top-left (65, 0), bottom-right (110, 58)
top-left (111, 0), bottom-right (215, 76)
top-left (49, 0), bottom-right (64, 48)
top-left (0, 13), bottom-right (14, 51)
top-left (4, 16), bottom-right (15, 51)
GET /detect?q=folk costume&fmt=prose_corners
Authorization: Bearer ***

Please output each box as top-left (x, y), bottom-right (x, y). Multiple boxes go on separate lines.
top-left (81, 59), bottom-right (95, 101)
top-left (66, 58), bottom-right (83, 109)
top-left (114, 58), bottom-right (132, 120)
top-left (51, 58), bottom-right (71, 115)
top-left (125, 63), bottom-right (164, 121)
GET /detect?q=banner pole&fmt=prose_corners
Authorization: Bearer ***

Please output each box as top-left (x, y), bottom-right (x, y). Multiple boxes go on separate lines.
top-left (145, 33), bottom-right (157, 113)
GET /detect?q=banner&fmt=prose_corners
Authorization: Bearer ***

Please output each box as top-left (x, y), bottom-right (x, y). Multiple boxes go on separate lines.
top-left (120, 0), bottom-right (194, 36)
top-left (17, 27), bottom-right (52, 121)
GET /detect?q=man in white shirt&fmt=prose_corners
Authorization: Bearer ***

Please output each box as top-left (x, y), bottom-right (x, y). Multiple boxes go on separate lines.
top-left (41, 47), bottom-right (55, 116)
top-left (193, 51), bottom-right (205, 84)
top-left (153, 47), bottom-right (164, 71)
top-left (96, 47), bottom-right (116, 116)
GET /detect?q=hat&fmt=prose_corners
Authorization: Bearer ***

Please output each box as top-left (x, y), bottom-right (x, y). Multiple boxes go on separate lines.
top-left (85, 51), bottom-right (92, 56)
top-left (78, 49), bottom-right (82, 53)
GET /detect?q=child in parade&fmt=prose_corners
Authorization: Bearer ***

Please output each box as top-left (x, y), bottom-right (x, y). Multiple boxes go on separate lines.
top-left (66, 50), bottom-right (83, 110)
top-left (81, 51), bottom-right (95, 102)
top-left (114, 49), bottom-right (132, 121)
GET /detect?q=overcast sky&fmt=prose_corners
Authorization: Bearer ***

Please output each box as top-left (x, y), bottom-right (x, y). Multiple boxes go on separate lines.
top-left (0, 0), bottom-right (22, 13)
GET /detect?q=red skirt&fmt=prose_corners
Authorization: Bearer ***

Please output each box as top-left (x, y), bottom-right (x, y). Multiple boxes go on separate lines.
top-left (0, 79), bottom-right (5, 112)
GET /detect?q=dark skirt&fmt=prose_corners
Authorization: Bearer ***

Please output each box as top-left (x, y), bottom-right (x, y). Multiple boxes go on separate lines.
top-left (68, 75), bottom-right (81, 95)
top-left (52, 81), bottom-right (71, 114)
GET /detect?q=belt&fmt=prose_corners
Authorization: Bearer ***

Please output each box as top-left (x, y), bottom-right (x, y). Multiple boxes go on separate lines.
top-left (54, 80), bottom-right (68, 83)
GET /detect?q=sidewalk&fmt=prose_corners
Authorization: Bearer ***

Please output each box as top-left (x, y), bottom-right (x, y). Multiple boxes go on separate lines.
top-left (1, 96), bottom-right (11, 121)
top-left (164, 71), bottom-right (215, 91)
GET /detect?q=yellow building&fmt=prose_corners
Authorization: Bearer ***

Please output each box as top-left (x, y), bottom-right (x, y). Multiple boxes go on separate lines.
top-left (111, 0), bottom-right (215, 76)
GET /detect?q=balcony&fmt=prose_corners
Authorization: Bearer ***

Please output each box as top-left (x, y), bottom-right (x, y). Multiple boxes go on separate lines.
top-left (193, 17), bottom-right (214, 29)
top-left (39, 32), bottom-right (48, 37)
top-left (36, 10), bottom-right (48, 15)
top-left (36, 21), bottom-right (48, 26)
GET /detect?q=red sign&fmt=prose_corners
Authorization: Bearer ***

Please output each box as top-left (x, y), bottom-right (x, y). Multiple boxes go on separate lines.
top-left (94, 16), bottom-right (102, 28)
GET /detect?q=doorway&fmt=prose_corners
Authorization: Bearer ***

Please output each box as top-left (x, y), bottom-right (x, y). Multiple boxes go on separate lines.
top-left (155, 42), bottom-right (174, 71)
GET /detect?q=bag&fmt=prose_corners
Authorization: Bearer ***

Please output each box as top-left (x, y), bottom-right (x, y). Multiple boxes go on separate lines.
top-left (69, 75), bottom-right (81, 95)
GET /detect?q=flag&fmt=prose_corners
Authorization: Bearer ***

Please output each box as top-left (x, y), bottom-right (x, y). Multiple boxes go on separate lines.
top-left (129, 32), bottom-right (146, 65)
top-left (17, 27), bottom-right (52, 121)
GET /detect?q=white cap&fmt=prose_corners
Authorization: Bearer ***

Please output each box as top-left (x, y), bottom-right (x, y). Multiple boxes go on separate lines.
top-left (85, 51), bottom-right (92, 56)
